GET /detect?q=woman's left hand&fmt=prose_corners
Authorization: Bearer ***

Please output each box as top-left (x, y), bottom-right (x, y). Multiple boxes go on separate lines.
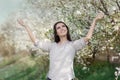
top-left (95, 12), bottom-right (104, 20)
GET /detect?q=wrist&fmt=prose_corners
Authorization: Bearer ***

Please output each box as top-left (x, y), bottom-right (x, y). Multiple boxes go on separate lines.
top-left (94, 18), bottom-right (98, 22)
top-left (23, 25), bottom-right (28, 28)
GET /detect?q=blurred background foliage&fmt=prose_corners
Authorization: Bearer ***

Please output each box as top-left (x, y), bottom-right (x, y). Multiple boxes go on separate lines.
top-left (0, 0), bottom-right (120, 80)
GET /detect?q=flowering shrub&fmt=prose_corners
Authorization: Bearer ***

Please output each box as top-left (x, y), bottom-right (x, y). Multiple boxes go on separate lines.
top-left (115, 67), bottom-right (120, 80)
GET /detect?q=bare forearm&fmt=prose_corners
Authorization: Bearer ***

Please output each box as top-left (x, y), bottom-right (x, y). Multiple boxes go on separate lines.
top-left (85, 19), bottom-right (97, 41)
top-left (17, 19), bottom-right (37, 43)
top-left (84, 12), bottom-right (104, 42)
top-left (86, 19), bottom-right (97, 38)
top-left (24, 25), bottom-right (36, 43)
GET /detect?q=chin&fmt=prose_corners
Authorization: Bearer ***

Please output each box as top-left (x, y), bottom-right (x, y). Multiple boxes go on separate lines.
top-left (60, 34), bottom-right (67, 37)
top-left (58, 32), bottom-right (67, 37)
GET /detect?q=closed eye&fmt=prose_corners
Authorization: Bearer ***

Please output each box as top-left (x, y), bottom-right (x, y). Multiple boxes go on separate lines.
top-left (56, 26), bottom-right (60, 30)
top-left (62, 25), bottom-right (66, 27)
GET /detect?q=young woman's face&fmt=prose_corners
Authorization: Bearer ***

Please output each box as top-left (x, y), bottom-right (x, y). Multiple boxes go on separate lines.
top-left (55, 23), bottom-right (68, 37)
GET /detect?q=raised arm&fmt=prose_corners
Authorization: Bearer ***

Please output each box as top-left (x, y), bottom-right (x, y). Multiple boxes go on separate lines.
top-left (84, 12), bottom-right (104, 42)
top-left (17, 19), bottom-right (52, 52)
top-left (17, 19), bottom-right (36, 44)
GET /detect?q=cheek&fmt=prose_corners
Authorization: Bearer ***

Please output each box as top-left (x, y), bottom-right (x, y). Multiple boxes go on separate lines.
top-left (64, 27), bottom-right (68, 33)
top-left (64, 27), bottom-right (67, 31)
top-left (56, 29), bottom-right (60, 35)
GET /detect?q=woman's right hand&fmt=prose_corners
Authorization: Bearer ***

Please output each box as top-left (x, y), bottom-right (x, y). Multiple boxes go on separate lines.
top-left (17, 19), bottom-right (27, 27)
top-left (17, 19), bottom-right (36, 43)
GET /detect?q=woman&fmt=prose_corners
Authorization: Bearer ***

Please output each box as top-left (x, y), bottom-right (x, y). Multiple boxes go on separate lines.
top-left (17, 12), bottom-right (104, 80)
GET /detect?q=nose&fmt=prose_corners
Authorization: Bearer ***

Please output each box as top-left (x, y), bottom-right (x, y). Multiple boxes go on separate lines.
top-left (60, 27), bottom-right (65, 31)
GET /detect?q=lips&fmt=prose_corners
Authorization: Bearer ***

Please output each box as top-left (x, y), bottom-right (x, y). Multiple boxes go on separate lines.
top-left (61, 30), bottom-right (66, 33)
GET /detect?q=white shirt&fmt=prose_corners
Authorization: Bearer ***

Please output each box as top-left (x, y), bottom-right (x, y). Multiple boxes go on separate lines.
top-left (34, 38), bottom-right (87, 80)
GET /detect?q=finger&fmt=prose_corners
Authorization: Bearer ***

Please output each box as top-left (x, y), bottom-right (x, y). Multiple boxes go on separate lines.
top-left (100, 12), bottom-right (104, 16)
top-left (18, 19), bottom-right (24, 24)
top-left (17, 19), bottom-right (22, 24)
top-left (17, 19), bottom-right (24, 26)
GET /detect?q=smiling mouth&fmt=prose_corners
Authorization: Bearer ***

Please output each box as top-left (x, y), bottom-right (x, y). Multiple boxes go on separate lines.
top-left (61, 31), bottom-right (66, 33)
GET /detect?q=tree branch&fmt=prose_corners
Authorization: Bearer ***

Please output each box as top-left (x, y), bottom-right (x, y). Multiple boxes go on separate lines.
top-left (100, 0), bottom-right (109, 16)
top-left (91, 0), bottom-right (111, 18)
top-left (91, 1), bottom-right (106, 14)
top-left (116, 0), bottom-right (120, 10)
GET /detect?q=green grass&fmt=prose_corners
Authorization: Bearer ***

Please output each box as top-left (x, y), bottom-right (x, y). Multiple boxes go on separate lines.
top-left (74, 61), bottom-right (120, 80)
top-left (0, 56), bottom-right (120, 80)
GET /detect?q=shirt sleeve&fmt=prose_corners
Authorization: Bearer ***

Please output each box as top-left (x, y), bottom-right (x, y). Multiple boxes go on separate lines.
top-left (33, 39), bottom-right (52, 52)
top-left (72, 37), bottom-right (88, 51)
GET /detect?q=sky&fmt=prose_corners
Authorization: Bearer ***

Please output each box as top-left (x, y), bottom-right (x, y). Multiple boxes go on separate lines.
top-left (0, 0), bottom-right (24, 24)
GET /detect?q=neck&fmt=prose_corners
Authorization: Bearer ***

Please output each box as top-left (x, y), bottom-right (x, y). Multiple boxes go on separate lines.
top-left (59, 36), bottom-right (68, 44)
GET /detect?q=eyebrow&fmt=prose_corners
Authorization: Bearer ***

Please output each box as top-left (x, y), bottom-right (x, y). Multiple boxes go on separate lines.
top-left (56, 24), bottom-right (65, 28)
top-left (56, 26), bottom-right (60, 29)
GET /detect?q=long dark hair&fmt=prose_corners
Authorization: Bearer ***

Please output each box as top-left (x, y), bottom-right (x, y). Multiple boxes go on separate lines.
top-left (53, 21), bottom-right (72, 43)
